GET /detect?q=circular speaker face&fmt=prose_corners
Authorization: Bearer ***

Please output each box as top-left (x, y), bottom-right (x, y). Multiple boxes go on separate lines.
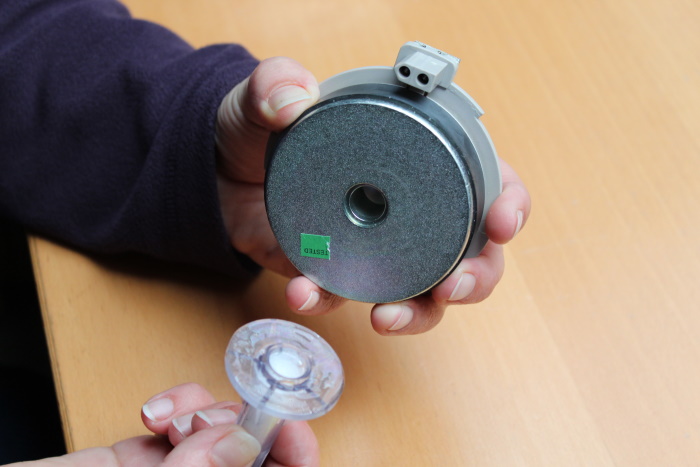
top-left (266, 94), bottom-right (477, 303)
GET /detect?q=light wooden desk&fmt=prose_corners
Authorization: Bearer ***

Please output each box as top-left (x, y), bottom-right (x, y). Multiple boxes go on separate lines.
top-left (30, 0), bottom-right (700, 465)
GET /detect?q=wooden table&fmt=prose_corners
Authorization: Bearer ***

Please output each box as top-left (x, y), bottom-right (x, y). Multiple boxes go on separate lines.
top-left (30, 0), bottom-right (700, 465)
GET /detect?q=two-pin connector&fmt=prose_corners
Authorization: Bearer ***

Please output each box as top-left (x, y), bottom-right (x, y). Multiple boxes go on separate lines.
top-left (393, 41), bottom-right (461, 94)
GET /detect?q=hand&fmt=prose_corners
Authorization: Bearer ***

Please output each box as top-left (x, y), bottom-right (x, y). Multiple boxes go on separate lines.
top-left (216, 58), bottom-right (531, 336)
top-left (10, 383), bottom-right (318, 467)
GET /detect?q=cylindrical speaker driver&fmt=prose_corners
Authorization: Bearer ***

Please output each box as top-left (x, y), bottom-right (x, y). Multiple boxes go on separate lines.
top-left (265, 42), bottom-right (501, 303)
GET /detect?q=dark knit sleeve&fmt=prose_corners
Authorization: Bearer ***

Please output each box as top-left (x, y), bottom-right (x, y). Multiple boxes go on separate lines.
top-left (0, 0), bottom-right (261, 275)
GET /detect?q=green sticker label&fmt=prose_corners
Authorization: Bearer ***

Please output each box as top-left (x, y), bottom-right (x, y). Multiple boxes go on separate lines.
top-left (300, 233), bottom-right (331, 260)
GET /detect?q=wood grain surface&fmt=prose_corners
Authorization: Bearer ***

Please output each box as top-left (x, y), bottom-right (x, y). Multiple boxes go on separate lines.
top-left (30, 0), bottom-right (700, 465)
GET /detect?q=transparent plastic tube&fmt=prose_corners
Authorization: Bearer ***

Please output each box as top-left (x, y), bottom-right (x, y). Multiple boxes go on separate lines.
top-left (225, 319), bottom-right (344, 467)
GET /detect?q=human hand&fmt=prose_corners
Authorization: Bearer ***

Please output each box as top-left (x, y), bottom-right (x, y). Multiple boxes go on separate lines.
top-left (216, 58), bottom-right (531, 336)
top-left (9, 383), bottom-right (318, 467)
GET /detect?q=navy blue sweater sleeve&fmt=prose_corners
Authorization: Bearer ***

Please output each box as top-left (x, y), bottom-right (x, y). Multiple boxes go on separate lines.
top-left (0, 0), bottom-right (261, 275)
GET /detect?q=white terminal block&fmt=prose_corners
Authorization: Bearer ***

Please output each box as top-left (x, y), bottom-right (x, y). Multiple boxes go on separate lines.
top-left (394, 41), bottom-right (461, 94)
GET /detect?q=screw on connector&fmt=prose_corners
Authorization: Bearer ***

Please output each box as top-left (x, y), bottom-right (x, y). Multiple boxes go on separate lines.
top-left (393, 41), bottom-right (461, 94)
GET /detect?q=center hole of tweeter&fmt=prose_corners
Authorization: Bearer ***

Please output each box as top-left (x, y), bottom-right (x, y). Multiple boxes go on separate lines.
top-left (344, 184), bottom-right (388, 228)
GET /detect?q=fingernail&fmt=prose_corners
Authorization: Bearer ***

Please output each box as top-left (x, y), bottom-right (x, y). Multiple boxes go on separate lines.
top-left (448, 273), bottom-right (476, 301)
top-left (142, 397), bottom-right (174, 422)
top-left (514, 210), bottom-right (524, 237)
top-left (268, 85), bottom-right (312, 113)
top-left (173, 413), bottom-right (194, 437)
top-left (195, 410), bottom-right (215, 427)
top-left (298, 290), bottom-right (320, 311)
top-left (195, 409), bottom-right (238, 428)
top-left (211, 428), bottom-right (261, 467)
top-left (375, 304), bottom-right (413, 332)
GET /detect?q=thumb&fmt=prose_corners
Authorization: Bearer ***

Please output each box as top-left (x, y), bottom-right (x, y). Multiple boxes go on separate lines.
top-left (242, 56), bottom-right (320, 131)
top-left (216, 56), bottom-right (319, 182)
top-left (162, 423), bottom-right (261, 467)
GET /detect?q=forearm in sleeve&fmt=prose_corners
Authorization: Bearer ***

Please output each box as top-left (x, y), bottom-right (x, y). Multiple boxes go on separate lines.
top-left (0, 0), bottom-right (260, 275)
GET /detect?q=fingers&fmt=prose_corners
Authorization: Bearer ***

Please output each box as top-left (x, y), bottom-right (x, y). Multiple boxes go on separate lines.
top-left (430, 242), bottom-right (505, 304)
top-left (190, 406), bottom-right (240, 433)
top-left (369, 158), bottom-right (522, 336)
top-left (287, 241), bottom-right (504, 335)
top-left (163, 421), bottom-right (318, 467)
top-left (286, 275), bottom-right (347, 315)
top-left (142, 383), bottom-right (318, 466)
top-left (141, 383), bottom-right (217, 435)
top-left (370, 242), bottom-right (504, 335)
top-left (287, 157), bottom-right (523, 336)
top-left (485, 158), bottom-right (531, 244)
top-left (168, 403), bottom-right (318, 467)
top-left (162, 423), bottom-right (261, 467)
top-left (371, 295), bottom-right (446, 336)
top-left (168, 402), bottom-right (241, 446)
top-left (267, 421), bottom-right (320, 467)
top-left (218, 179), bottom-right (300, 278)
